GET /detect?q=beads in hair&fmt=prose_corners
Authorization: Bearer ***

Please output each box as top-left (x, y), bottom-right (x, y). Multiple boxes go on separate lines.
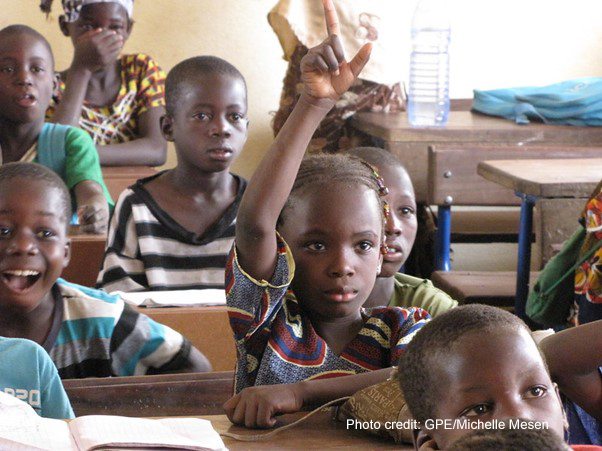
top-left (359, 160), bottom-right (389, 197)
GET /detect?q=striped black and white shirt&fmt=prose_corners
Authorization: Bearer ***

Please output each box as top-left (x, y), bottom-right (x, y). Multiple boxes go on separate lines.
top-left (97, 171), bottom-right (246, 293)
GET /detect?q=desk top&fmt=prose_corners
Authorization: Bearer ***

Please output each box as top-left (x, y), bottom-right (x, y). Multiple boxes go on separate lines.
top-left (351, 111), bottom-right (602, 144)
top-left (477, 158), bottom-right (602, 198)
top-left (208, 410), bottom-right (409, 450)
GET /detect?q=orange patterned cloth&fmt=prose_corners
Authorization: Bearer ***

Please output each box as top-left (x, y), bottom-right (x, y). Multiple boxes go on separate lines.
top-left (46, 53), bottom-right (165, 146)
top-left (575, 180), bottom-right (602, 305)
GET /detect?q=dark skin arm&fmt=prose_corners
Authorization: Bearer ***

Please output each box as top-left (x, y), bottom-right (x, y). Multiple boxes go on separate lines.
top-left (540, 320), bottom-right (602, 421)
top-left (224, 0), bottom-right (376, 428)
top-left (73, 180), bottom-right (109, 234)
top-left (51, 28), bottom-right (167, 166)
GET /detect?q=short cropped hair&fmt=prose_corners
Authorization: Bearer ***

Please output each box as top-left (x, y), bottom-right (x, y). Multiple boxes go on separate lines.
top-left (165, 55), bottom-right (246, 116)
top-left (277, 153), bottom-right (386, 229)
top-left (398, 304), bottom-right (538, 423)
top-left (0, 24), bottom-right (54, 68)
top-left (346, 146), bottom-right (406, 172)
top-left (446, 423), bottom-right (569, 451)
top-left (0, 163), bottom-right (71, 226)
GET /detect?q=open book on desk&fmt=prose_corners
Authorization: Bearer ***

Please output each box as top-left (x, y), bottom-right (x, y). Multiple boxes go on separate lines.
top-left (0, 392), bottom-right (227, 451)
top-left (113, 289), bottom-right (226, 308)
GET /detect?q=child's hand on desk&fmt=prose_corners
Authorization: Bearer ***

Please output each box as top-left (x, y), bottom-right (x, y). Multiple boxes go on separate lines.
top-left (223, 383), bottom-right (304, 428)
top-left (77, 203), bottom-right (108, 234)
top-left (300, 0), bottom-right (371, 106)
top-left (72, 29), bottom-right (124, 73)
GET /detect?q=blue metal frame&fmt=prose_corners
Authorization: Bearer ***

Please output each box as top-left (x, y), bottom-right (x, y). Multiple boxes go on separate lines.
top-left (515, 192), bottom-right (538, 319)
top-left (435, 205), bottom-right (452, 271)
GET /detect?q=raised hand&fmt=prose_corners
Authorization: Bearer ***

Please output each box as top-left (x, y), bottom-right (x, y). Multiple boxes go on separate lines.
top-left (72, 28), bottom-right (123, 73)
top-left (301, 0), bottom-right (372, 102)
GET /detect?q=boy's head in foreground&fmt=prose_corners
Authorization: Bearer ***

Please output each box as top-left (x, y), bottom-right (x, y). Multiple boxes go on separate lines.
top-left (276, 153), bottom-right (387, 318)
top-left (398, 304), bottom-right (566, 450)
top-left (0, 25), bottom-right (56, 126)
top-left (162, 55), bottom-right (248, 174)
top-left (446, 424), bottom-right (569, 451)
top-left (346, 147), bottom-right (417, 277)
top-left (0, 162), bottom-right (71, 313)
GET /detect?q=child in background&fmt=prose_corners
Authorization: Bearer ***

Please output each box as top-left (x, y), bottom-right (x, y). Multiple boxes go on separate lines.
top-left (0, 24), bottom-right (110, 234)
top-left (347, 147), bottom-right (457, 316)
top-left (41, 0), bottom-right (167, 166)
top-left (398, 304), bottom-right (568, 450)
top-left (223, 0), bottom-right (429, 429)
top-left (0, 162), bottom-right (211, 378)
top-left (96, 56), bottom-right (248, 292)
top-left (0, 336), bottom-right (74, 419)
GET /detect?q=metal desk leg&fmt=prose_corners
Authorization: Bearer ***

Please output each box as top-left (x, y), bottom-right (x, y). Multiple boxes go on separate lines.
top-left (515, 192), bottom-right (538, 319)
top-left (435, 205), bottom-right (451, 271)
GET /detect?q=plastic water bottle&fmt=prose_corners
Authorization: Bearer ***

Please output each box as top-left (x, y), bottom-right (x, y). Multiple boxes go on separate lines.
top-left (407, 0), bottom-right (451, 127)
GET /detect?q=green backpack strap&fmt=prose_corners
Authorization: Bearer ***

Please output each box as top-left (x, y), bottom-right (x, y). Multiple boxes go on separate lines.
top-left (36, 123), bottom-right (69, 179)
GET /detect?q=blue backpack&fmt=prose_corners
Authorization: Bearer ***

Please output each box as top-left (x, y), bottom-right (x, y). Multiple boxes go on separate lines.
top-left (472, 77), bottom-right (602, 126)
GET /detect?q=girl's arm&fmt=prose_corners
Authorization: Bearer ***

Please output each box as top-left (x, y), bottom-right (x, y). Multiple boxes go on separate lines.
top-left (95, 107), bottom-right (167, 166)
top-left (540, 320), bottom-right (602, 421)
top-left (50, 29), bottom-right (123, 126)
top-left (224, 368), bottom-right (392, 428)
top-left (235, 0), bottom-right (371, 282)
top-left (73, 180), bottom-right (109, 234)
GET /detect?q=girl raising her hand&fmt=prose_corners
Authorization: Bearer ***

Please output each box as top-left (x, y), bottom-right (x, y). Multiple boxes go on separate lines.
top-left (224, 0), bottom-right (429, 429)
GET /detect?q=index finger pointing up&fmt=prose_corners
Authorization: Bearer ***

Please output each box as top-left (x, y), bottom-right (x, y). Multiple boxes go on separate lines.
top-left (322, 0), bottom-right (341, 36)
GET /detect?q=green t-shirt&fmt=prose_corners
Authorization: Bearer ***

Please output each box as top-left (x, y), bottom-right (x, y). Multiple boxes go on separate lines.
top-left (388, 273), bottom-right (458, 317)
top-left (35, 123), bottom-right (113, 207)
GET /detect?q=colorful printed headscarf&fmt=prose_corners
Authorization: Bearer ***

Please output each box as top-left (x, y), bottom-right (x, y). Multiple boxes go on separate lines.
top-left (61, 0), bottom-right (134, 22)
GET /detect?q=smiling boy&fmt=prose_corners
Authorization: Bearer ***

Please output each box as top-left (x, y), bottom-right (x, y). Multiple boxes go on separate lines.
top-left (0, 162), bottom-right (211, 377)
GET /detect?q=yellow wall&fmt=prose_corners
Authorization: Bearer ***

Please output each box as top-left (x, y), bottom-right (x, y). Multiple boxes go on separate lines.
top-left (3, 0), bottom-right (602, 179)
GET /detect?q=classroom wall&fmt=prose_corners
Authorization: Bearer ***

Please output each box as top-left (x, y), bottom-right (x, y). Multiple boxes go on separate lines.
top-left (3, 0), bottom-right (602, 181)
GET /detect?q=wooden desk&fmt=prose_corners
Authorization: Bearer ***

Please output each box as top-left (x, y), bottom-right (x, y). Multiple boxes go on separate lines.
top-left (351, 111), bottom-right (602, 202)
top-left (477, 158), bottom-right (602, 318)
top-left (62, 228), bottom-right (106, 287)
top-left (210, 410), bottom-right (409, 450)
top-left (137, 306), bottom-right (236, 372)
top-left (64, 371), bottom-right (234, 417)
top-left (101, 165), bottom-right (158, 201)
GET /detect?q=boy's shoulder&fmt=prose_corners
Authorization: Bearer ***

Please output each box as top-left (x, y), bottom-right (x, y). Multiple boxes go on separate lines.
top-left (0, 336), bottom-right (45, 355)
top-left (55, 279), bottom-right (125, 316)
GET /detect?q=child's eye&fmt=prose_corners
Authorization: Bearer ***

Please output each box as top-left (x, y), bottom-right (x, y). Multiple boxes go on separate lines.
top-left (36, 229), bottom-right (55, 239)
top-left (0, 66), bottom-right (14, 74)
top-left (0, 227), bottom-right (11, 237)
top-left (109, 25), bottom-right (124, 32)
top-left (461, 403), bottom-right (492, 417)
top-left (356, 241), bottom-right (374, 252)
top-left (31, 66), bottom-right (45, 74)
top-left (306, 242), bottom-right (326, 251)
top-left (78, 23), bottom-right (95, 31)
top-left (229, 113), bottom-right (245, 122)
top-left (399, 206), bottom-right (415, 217)
top-left (193, 112), bottom-right (210, 121)
top-left (525, 386), bottom-right (547, 398)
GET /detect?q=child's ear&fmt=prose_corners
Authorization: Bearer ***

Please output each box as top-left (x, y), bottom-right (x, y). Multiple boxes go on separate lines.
top-left (62, 238), bottom-right (71, 268)
top-left (160, 115), bottom-right (174, 142)
top-left (52, 73), bottom-right (60, 97)
top-left (126, 19), bottom-right (134, 36)
top-left (58, 15), bottom-right (70, 37)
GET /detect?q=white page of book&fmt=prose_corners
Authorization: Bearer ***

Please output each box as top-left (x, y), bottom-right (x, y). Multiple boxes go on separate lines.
top-left (70, 416), bottom-right (227, 451)
top-left (114, 289), bottom-right (226, 307)
top-left (0, 392), bottom-right (76, 450)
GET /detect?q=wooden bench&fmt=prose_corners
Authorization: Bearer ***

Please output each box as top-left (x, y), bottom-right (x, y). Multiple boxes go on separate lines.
top-left (137, 306), bottom-right (237, 372)
top-left (428, 144), bottom-right (602, 307)
top-left (63, 371), bottom-right (233, 417)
